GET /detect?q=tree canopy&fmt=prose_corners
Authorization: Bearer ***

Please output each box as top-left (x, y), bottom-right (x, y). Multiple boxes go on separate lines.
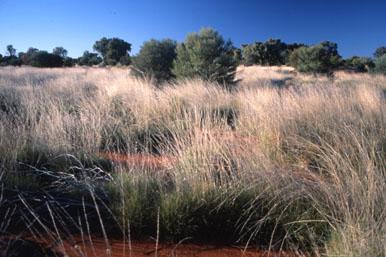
top-left (132, 39), bottom-right (177, 84)
top-left (93, 37), bottom-right (131, 65)
top-left (173, 28), bottom-right (237, 86)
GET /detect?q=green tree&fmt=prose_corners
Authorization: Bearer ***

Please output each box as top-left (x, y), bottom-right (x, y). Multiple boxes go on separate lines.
top-left (241, 39), bottom-right (292, 66)
top-left (63, 57), bottom-right (76, 67)
top-left (93, 37), bottom-right (131, 65)
top-left (28, 51), bottom-right (63, 67)
top-left (52, 47), bottom-right (68, 58)
top-left (374, 47), bottom-right (386, 59)
top-left (344, 56), bottom-right (374, 72)
top-left (241, 42), bottom-right (264, 66)
top-left (264, 39), bottom-right (287, 65)
top-left (19, 47), bottom-right (39, 65)
top-left (232, 47), bottom-right (242, 65)
top-left (6, 45), bottom-right (16, 56)
top-left (289, 41), bottom-right (342, 74)
top-left (78, 51), bottom-right (102, 66)
top-left (373, 54), bottom-right (386, 75)
top-left (132, 39), bottom-right (177, 84)
top-left (173, 28), bottom-right (237, 85)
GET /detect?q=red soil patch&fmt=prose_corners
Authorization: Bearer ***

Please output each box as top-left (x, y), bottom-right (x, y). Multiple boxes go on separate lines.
top-left (14, 236), bottom-right (306, 257)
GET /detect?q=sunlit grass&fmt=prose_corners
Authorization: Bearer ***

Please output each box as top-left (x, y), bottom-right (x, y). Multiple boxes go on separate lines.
top-left (0, 66), bottom-right (384, 256)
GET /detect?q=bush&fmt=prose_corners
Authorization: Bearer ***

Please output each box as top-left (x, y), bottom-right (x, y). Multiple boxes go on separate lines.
top-left (63, 57), bottom-right (76, 67)
top-left (93, 37), bottom-right (131, 66)
top-left (289, 41), bottom-right (342, 74)
top-left (344, 56), bottom-right (375, 72)
top-left (241, 42), bottom-right (265, 66)
top-left (374, 47), bottom-right (386, 58)
top-left (6, 45), bottom-right (16, 57)
top-left (241, 39), bottom-right (296, 66)
top-left (52, 47), bottom-right (68, 58)
top-left (132, 39), bottom-right (177, 84)
top-left (232, 48), bottom-right (242, 65)
top-left (77, 51), bottom-right (102, 66)
top-left (19, 47), bottom-right (39, 65)
top-left (373, 54), bottom-right (386, 75)
top-left (173, 28), bottom-right (237, 86)
top-left (0, 56), bottom-right (22, 66)
top-left (28, 51), bottom-right (63, 67)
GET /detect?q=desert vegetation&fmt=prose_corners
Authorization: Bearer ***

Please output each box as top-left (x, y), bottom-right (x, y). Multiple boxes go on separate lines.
top-left (0, 62), bottom-right (385, 256)
top-left (2, 28), bottom-right (386, 78)
top-left (1, 28), bottom-right (386, 256)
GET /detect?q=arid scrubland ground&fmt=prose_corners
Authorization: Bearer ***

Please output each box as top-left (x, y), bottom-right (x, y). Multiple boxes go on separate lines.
top-left (0, 66), bottom-right (385, 257)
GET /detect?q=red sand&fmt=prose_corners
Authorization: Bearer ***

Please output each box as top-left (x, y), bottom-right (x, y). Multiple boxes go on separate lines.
top-left (1, 235), bottom-right (305, 257)
top-left (55, 238), bottom-right (306, 257)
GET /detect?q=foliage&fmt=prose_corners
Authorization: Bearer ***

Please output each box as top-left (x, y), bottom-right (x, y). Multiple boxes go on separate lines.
top-left (6, 45), bottom-right (16, 56)
top-left (232, 47), bottom-right (242, 65)
top-left (63, 57), bottom-right (76, 67)
top-left (241, 39), bottom-right (299, 66)
top-left (93, 37), bottom-right (131, 65)
top-left (77, 51), bottom-right (102, 66)
top-left (27, 51), bottom-right (64, 67)
top-left (19, 47), bottom-right (39, 65)
top-left (52, 47), bottom-right (68, 58)
top-left (289, 41), bottom-right (342, 74)
top-left (373, 47), bottom-right (386, 58)
top-left (173, 28), bottom-right (237, 85)
top-left (132, 39), bottom-right (177, 84)
top-left (0, 56), bottom-right (22, 66)
top-left (241, 42), bottom-right (265, 66)
top-left (373, 54), bottom-right (386, 75)
top-left (344, 56), bottom-right (375, 72)
top-left (1, 45), bottom-right (21, 66)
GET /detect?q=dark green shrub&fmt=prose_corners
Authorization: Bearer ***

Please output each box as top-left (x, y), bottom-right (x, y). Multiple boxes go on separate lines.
top-left (241, 39), bottom-right (292, 66)
top-left (63, 57), bottom-right (76, 67)
top-left (373, 54), bottom-right (386, 75)
top-left (28, 51), bottom-right (64, 67)
top-left (6, 45), bottom-right (16, 56)
top-left (93, 37), bottom-right (131, 65)
top-left (374, 47), bottom-right (386, 58)
top-left (289, 41), bottom-right (342, 74)
top-left (132, 39), bottom-right (177, 84)
top-left (52, 47), bottom-right (68, 58)
top-left (19, 47), bottom-right (39, 65)
top-left (241, 42), bottom-right (265, 66)
top-left (344, 56), bottom-right (375, 72)
top-left (232, 47), bottom-right (242, 65)
top-left (263, 39), bottom-right (288, 65)
top-left (119, 55), bottom-right (131, 65)
top-left (173, 28), bottom-right (237, 86)
top-left (77, 51), bottom-right (102, 66)
top-left (0, 56), bottom-right (22, 66)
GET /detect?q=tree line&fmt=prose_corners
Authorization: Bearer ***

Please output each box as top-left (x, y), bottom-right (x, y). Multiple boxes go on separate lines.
top-left (1, 28), bottom-right (386, 85)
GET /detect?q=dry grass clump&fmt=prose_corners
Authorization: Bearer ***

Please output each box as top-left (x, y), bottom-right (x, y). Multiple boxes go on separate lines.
top-left (0, 66), bottom-right (384, 256)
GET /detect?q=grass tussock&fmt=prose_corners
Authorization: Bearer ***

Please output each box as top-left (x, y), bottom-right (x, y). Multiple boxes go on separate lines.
top-left (0, 66), bottom-right (385, 256)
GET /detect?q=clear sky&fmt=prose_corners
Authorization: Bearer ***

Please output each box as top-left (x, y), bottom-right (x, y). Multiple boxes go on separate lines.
top-left (0, 0), bottom-right (385, 58)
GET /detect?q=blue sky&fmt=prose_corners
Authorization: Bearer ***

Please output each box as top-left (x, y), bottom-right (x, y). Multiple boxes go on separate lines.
top-left (0, 0), bottom-right (385, 58)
